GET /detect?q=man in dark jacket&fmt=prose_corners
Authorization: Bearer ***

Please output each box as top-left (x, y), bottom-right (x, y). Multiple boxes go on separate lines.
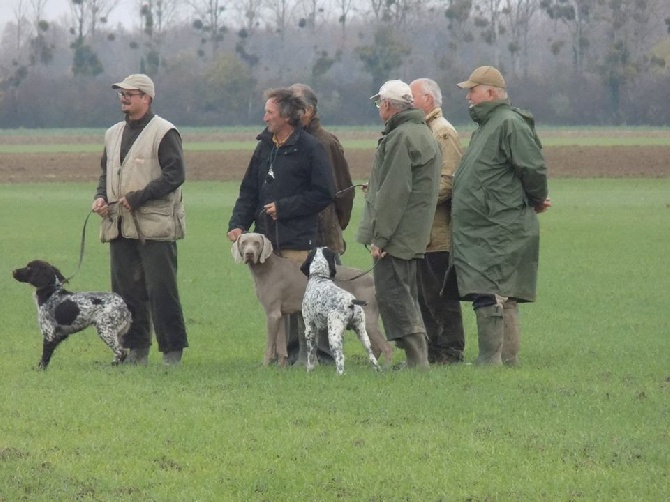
top-left (227, 87), bottom-right (334, 258)
top-left (227, 88), bottom-right (334, 367)
top-left (357, 80), bottom-right (441, 369)
top-left (450, 66), bottom-right (551, 366)
top-left (287, 83), bottom-right (355, 365)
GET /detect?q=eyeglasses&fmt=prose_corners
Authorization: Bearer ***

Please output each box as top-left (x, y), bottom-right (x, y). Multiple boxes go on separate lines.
top-left (117, 91), bottom-right (144, 99)
top-left (374, 99), bottom-right (383, 109)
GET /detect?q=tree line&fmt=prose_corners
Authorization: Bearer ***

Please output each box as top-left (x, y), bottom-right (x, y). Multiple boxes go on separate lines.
top-left (1, 0), bottom-right (669, 128)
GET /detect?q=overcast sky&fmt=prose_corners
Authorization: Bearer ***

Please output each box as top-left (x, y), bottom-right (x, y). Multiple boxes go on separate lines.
top-left (1, 0), bottom-right (137, 32)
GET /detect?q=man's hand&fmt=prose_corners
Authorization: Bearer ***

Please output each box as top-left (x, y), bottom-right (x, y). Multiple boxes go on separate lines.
top-left (535, 197), bottom-right (552, 214)
top-left (370, 244), bottom-right (386, 260)
top-left (227, 228), bottom-right (243, 242)
top-left (264, 202), bottom-right (278, 221)
top-left (119, 196), bottom-right (132, 210)
top-left (92, 198), bottom-right (109, 218)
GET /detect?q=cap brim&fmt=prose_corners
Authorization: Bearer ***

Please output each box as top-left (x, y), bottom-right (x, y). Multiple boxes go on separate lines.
top-left (456, 80), bottom-right (477, 89)
top-left (112, 82), bottom-right (136, 90)
top-left (370, 93), bottom-right (381, 101)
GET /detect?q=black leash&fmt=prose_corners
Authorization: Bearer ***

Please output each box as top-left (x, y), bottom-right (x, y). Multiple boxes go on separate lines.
top-left (339, 246), bottom-right (382, 282)
top-left (64, 210), bottom-right (95, 284)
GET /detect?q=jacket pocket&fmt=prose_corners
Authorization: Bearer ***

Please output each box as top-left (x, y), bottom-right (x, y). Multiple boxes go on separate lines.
top-left (136, 203), bottom-right (175, 240)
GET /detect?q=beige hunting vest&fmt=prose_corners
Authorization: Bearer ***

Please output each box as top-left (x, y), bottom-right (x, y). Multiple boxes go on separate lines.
top-left (100, 116), bottom-right (185, 242)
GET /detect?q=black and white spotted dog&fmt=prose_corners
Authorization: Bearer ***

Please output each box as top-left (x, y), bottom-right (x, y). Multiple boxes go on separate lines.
top-left (300, 248), bottom-right (379, 375)
top-left (12, 260), bottom-right (131, 369)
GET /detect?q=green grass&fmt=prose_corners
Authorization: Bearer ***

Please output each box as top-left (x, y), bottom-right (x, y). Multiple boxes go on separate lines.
top-left (1, 180), bottom-right (669, 501)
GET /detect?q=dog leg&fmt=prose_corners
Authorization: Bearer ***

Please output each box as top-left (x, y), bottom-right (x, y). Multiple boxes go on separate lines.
top-left (96, 326), bottom-right (128, 365)
top-left (264, 314), bottom-right (280, 366)
top-left (304, 322), bottom-right (318, 372)
top-left (352, 314), bottom-right (380, 372)
top-left (38, 334), bottom-right (68, 370)
top-left (328, 315), bottom-right (347, 375)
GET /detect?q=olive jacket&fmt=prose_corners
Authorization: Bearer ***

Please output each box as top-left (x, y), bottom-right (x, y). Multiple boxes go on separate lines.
top-left (450, 99), bottom-right (548, 302)
top-left (356, 108), bottom-right (441, 260)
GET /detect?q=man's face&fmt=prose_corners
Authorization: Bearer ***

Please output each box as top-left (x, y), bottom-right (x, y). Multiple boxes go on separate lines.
top-left (118, 89), bottom-right (148, 118)
top-left (466, 85), bottom-right (494, 107)
top-left (264, 99), bottom-right (288, 134)
top-left (410, 82), bottom-right (432, 115)
top-left (377, 99), bottom-right (393, 123)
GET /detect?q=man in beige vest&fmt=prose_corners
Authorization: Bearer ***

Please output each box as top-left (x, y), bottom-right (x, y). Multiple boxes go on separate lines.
top-left (92, 74), bottom-right (188, 366)
top-left (410, 78), bottom-right (465, 364)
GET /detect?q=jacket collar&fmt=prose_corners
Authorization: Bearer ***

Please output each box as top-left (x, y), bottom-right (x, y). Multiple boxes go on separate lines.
top-left (126, 110), bottom-right (154, 129)
top-left (257, 126), bottom-right (303, 147)
top-left (425, 107), bottom-right (443, 126)
top-left (304, 116), bottom-right (322, 135)
top-left (383, 108), bottom-right (426, 135)
top-left (469, 99), bottom-right (509, 125)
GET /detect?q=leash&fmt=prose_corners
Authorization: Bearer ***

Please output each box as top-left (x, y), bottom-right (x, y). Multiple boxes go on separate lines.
top-left (339, 247), bottom-right (381, 281)
top-left (64, 210), bottom-right (95, 284)
top-left (334, 183), bottom-right (367, 199)
top-left (64, 203), bottom-right (145, 283)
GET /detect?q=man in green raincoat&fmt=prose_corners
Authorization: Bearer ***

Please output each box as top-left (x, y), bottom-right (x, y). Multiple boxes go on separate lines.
top-left (449, 66), bottom-right (551, 366)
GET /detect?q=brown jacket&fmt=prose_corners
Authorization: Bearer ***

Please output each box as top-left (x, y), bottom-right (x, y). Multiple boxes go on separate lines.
top-left (305, 118), bottom-right (354, 254)
top-left (425, 108), bottom-right (463, 252)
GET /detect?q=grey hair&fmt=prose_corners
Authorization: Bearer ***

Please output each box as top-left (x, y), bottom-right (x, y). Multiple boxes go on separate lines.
top-left (385, 99), bottom-right (413, 111)
top-left (413, 78), bottom-right (442, 107)
top-left (264, 87), bottom-right (307, 127)
top-left (482, 85), bottom-right (509, 100)
top-left (290, 83), bottom-right (318, 113)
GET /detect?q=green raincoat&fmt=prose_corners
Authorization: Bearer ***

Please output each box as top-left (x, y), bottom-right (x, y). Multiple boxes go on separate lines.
top-left (451, 99), bottom-right (548, 302)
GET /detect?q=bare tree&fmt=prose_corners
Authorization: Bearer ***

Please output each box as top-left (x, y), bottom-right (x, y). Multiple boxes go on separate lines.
top-left (135, 0), bottom-right (181, 74)
top-left (188, 0), bottom-right (229, 58)
top-left (296, 0), bottom-right (328, 33)
top-left (502, 0), bottom-right (538, 76)
top-left (264, 0), bottom-right (297, 43)
top-left (472, 0), bottom-right (504, 67)
top-left (539, 0), bottom-right (595, 71)
top-left (332, 0), bottom-right (355, 44)
top-left (592, 0), bottom-right (661, 123)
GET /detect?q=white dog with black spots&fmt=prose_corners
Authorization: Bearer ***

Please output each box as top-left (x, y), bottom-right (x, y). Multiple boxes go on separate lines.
top-left (13, 260), bottom-right (131, 369)
top-left (300, 247), bottom-right (379, 375)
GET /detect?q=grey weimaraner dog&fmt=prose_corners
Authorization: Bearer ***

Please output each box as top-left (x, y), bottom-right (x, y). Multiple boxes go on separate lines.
top-left (231, 233), bottom-right (393, 368)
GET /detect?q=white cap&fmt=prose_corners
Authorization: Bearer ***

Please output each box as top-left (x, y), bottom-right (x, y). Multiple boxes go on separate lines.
top-left (370, 80), bottom-right (413, 105)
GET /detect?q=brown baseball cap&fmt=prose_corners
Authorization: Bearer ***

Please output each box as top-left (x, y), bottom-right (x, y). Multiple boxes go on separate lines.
top-left (457, 66), bottom-right (506, 89)
top-left (112, 74), bottom-right (155, 98)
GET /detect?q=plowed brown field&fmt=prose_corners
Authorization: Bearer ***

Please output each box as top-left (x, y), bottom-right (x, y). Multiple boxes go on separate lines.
top-left (1, 146), bottom-right (668, 183)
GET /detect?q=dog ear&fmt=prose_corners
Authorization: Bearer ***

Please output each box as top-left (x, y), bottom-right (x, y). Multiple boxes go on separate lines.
top-left (323, 247), bottom-right (337, 278)
top-left (231, 237), bottom-right (244, 264)
top-left (259, 234), bottom-right (273, 263)
top-left (300, 249), bottom-right (316, 277)
top-left (28, 262), bottom-right (58, 288)
top-left (53, 265), bottom-right (66, 283)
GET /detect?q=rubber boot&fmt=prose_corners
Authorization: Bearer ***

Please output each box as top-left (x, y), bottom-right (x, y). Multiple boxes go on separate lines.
top-left (475, 305), bottom-right (503, 366)
top-left (290, 314), bottom-right (309, 367)
top-left (402, 333), bottom-right (430, 369)
top-left (125, 347), bottom-right (149, 366)
top-left (163, 349), bottom-right (183, 366)
top-left (502, 300), bottom-right (520, 367)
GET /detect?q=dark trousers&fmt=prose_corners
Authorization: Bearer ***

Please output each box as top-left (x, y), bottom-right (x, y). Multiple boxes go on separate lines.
top-left (110, 237), bottom-right (188, 353)
top-left (373, 255), bottom-right (425, 341)
top-left (417, 251), bottom-right (465, 361)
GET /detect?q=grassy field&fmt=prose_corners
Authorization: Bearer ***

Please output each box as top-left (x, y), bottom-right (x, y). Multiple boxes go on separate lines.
top-left (1, 178), bottom-right (668, 501)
